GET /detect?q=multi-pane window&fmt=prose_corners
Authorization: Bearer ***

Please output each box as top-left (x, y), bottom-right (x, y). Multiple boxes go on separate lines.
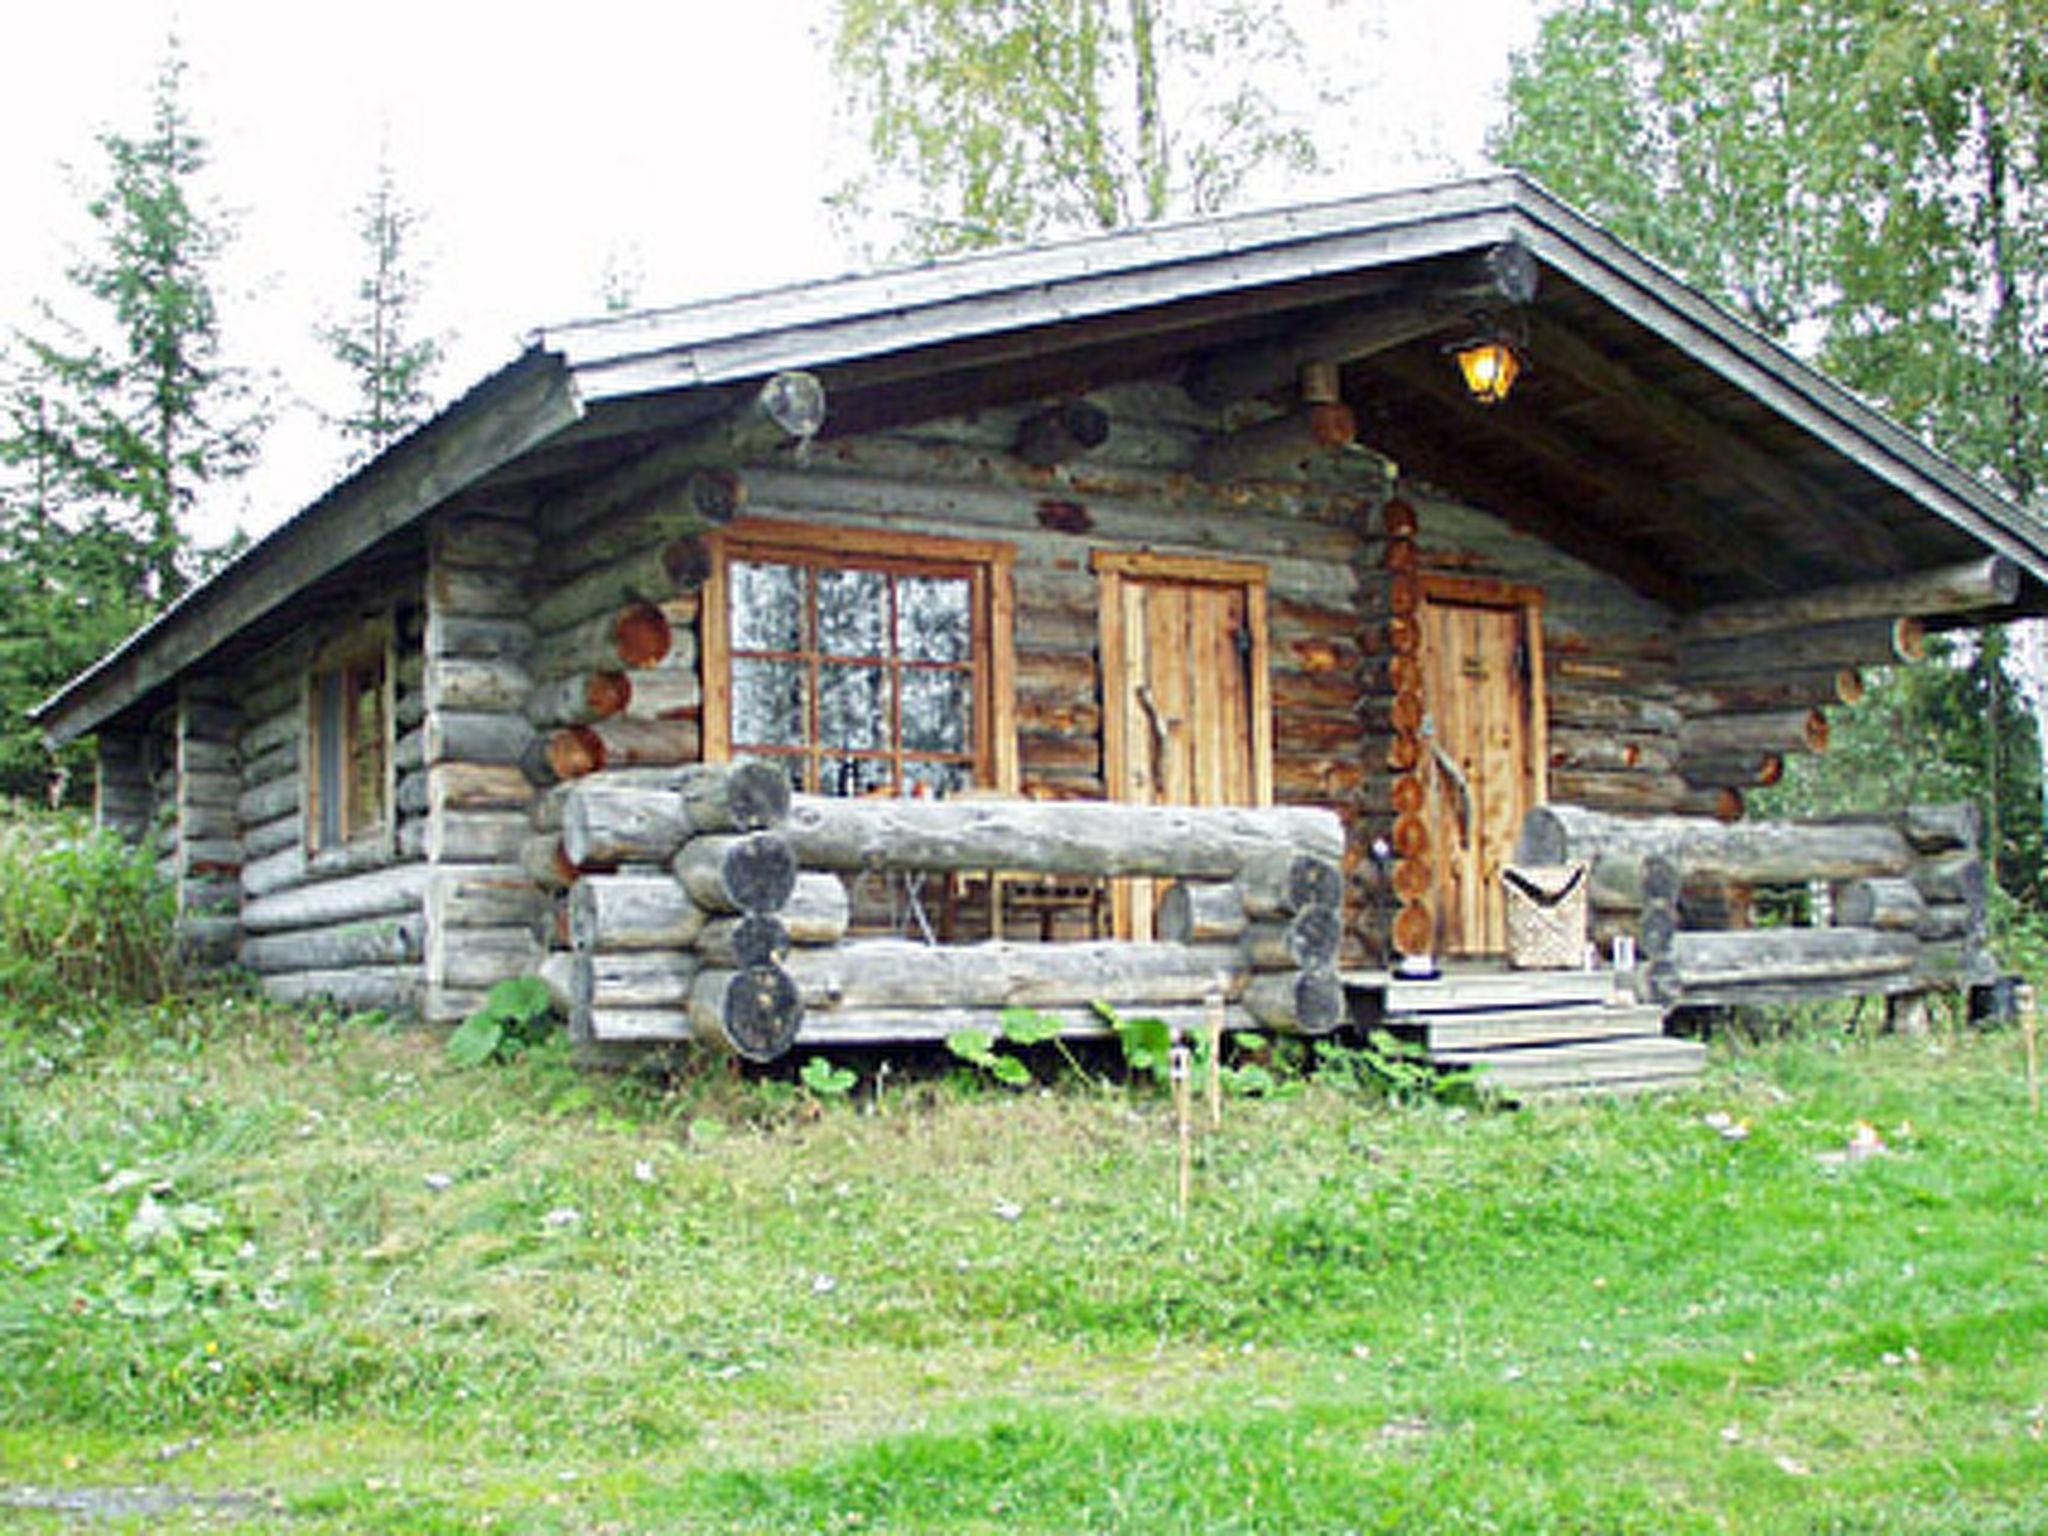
top-left (307, 626), bottom-right (392, 852)
top-left (709, 525), bottom-right (1014, 797)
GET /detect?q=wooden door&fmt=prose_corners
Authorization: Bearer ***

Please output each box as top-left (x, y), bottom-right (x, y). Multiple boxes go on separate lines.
top-left (1096, 552), bottom-right (1273, 938)
top-left (1419, 578), bottom-right (1547, 957)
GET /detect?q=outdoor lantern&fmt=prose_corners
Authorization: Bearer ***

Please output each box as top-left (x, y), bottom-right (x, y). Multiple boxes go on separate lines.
top-left (1454, 332), bottom-right (1522, 405)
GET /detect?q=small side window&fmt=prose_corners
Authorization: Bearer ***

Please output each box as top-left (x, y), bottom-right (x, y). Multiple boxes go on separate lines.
top-left (307, 623), bottom-right (392, 853)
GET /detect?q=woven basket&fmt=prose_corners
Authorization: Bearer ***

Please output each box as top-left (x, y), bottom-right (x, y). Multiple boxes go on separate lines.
top-left (1502, 863), bottom-right (1588, 970)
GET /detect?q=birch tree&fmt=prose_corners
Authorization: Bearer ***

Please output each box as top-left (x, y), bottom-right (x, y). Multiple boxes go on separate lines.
top-left (829, 0), bottom-right (1325, 256)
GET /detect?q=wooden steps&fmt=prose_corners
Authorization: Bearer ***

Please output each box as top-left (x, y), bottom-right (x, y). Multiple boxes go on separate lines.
top-left (1344, 966), bottom-right (1704, 1101)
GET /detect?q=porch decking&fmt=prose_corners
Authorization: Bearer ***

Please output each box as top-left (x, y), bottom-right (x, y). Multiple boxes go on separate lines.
top-left (1344, 965), bottom-right (1705, 1100)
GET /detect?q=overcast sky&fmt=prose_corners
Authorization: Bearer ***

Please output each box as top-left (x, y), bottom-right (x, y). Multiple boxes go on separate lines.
top-left (0, 0), bottom-right (1542, 546)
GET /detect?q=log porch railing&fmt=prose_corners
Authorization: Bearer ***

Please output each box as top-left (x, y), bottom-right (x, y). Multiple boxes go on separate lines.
top-left (1516, 803), bottom-right (1993, 1010)
top-left (544, 764), bottom-right (1349, 1060)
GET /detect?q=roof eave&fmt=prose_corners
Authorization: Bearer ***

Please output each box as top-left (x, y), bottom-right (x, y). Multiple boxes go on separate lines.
top-left (34, 347), bottom-right (583, 747)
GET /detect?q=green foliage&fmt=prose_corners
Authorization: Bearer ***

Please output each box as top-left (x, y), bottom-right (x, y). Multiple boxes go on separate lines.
top-left (944, 1023), bottom-right (1034, 1085)
top-left (0, 800), bottom-right (177, 1021)
top-left (3, 1004), bottom-right (2047, 1530)
top-left (1756, 637), bottom-right (2046, 908)
top-left (1496, 0), bottom-right (2048, 508)
top-left (828, 0), bottom-right (1322, 257)
top-left (1, 37), bottom-right (262, 801)
top-left (319, 153), bottom-right (444, 466)
top-left (445, 976), bottom-right (557, 1068)
top-left (798, 1055), bottom-right (858, 1099)
top-left (1311, 1028), bottom-right (1477, 1106)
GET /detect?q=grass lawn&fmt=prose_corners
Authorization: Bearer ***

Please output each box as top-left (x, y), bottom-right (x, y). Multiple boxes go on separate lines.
top-left (2, 996), bottom-right (2046, 1532)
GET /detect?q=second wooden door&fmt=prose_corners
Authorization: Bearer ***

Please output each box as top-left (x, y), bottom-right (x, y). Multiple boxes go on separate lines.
top-left (1097, 552), bottom-right (1273, 938)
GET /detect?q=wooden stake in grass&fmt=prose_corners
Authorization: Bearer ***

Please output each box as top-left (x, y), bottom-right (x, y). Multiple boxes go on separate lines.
top-left (1206, 991), bottom-right (1226, 1133)
top-left (1172, 1042), bottom-right (1194, 1224)
top-left (2019, 983), bottom-right (2040, 1116)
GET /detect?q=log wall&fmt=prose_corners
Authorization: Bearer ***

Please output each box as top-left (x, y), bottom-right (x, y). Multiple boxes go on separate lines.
top-left (233, 582), bottom-right (430, 1016)
top-left (422, 510), bottom-right (545, 1024)
top-left (173, 675), bottom-right (241, 965)
top-left (529, 381), bottom-right (1383, 959)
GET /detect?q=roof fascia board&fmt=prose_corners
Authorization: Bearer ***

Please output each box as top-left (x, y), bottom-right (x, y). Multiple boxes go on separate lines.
top-left (551, 179), bottom-right (1526, 400)
top-left (1503, 183), bottom-right (2048, 583)
top-left (35, 350), bottom-right (582, 746)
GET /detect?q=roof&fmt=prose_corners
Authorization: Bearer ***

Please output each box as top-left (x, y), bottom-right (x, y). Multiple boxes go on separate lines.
top-left (37, 172), bottom-right (2048, 745)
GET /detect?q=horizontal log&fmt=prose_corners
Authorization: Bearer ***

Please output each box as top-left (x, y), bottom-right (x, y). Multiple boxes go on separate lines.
top-left (1679, 668), bottom-right (1864, 716)
top-left (577, 949), bottom-right (702, 1011)
top-left (262, 967), bottom-right (419, 1014)
top-left (1681, 556), bottom-right (2019, 642)
top-left (551, 373), bottom-right (822, 536)
top-left (1547, 732), bottom-right (1679, 777)
top-left (561, 785), bottom-right (694, 868)
top-left (1680, 617), bottom-right (1924, 684)
top-left (547, 717), bottom-right (702, 779)
top-left (1518, 804), bottom-right (1910, 884)
top-left (1677, 710), bottom-right (1827, 761)
top-left (1678, 752), bottom-right (1784, 790)
top-left (621, 669), bottom-right (702, 720)
top-left (241, 863), bottom-right (430, 935)
top-left (783, 796), bottom-right (1344, 880)
top-left (1832, 877), bottom-right (1927, 932)
top-left (1911, 852), bottom-right (1986, 908)
top-left (794, 1001), bottom-right (1253, 1047)
top-left (570, 873), bottom-right (709, 951)
top-left (1183, 244), bottom-right (1538, 406)
top-left (525, 671), bottom-right (631, 728)
top-left (425, 613), bottom-right (533, 663)
top-left (426, 925), bottom-right (543, 990)
top-left (560, 763), bottom-right (792, 867)
top-left (428, 810), bottom-right (531, 865)
top-left (1654, 927), bottom-right (1920, 994)
top-left (429, 762), bottom-right (533, 813)
top-left (1158, 881), bottom-right (1248, 944)
top-left (424, 866), bottom-right (543, 933)
top-left (554, 471), bottom-right (742, 575)
top-left (430, 512), bottom-right (537, 571)
top-left (240, 916), bottom-right (424, 974)
top-left (1915, 902), bottom-right (1981, 943)
top-left (578, 1007), bottom-right (694, 1045)
top-left (784, 872), bottom-right (853, 944)
top-left (1191, 403), bottom-right (1356, 483)
top-left (783, 939), bottom-right (1242, 1012)
top-left (1901, 803), bottom-right (1981, 854)
top-left (534, 601), bottom-right (674, 677)
top-left (1540, 769), bottom-right (1689, 816)
top-left (238, 773), bottom-right (301, 828)
top-left (1241, 967), bottom-right (1344, 1034)
top-left (530, 538), bottom-right (711, 636)
top-left (425, 711), bottom-right (534, 768)
top-left (1242, 907), bottom-right (1342, 970)
top-left (673, 830), bottom-right (799, 913)
top-left (428, 563), bottom-right (523, 619)
top-left (696, 913), bottom-right (791, 969)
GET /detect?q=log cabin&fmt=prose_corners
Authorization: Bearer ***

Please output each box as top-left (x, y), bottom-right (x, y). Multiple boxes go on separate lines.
top-left (35, 175), bottom-right (2048, 1093)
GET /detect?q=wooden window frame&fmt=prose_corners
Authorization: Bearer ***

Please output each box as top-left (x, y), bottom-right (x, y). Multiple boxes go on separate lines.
top-left (1094, 550), bottom-right (1275, 808)
top-left (702, 519), bottom-right (1018, 795)
top-left (304, 614), bottom-right (397, 860)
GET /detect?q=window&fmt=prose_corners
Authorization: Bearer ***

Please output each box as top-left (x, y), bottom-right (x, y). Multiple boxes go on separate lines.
top-left (306, 620), bottom-right (393, 853)
top-left (705, 522), bottom-right (1016, 795)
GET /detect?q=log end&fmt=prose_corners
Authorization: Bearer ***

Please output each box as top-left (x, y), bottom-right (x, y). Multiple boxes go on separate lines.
top-left (615, 602), bottom-right (674, 669)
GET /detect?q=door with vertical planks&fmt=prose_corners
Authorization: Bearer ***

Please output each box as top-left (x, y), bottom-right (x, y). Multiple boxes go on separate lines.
top-left (1418, 577), bottom-right (1546, 957)
top-left (1096, 553), bottom-right (1273, 939)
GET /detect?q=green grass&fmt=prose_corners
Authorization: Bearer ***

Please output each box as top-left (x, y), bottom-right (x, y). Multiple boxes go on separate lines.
top-left (3, 995), bottom-right (2047, 1533)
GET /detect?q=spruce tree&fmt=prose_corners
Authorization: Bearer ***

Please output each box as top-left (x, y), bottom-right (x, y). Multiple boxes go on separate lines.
top-left (321, 154), bottom-right (444, 465)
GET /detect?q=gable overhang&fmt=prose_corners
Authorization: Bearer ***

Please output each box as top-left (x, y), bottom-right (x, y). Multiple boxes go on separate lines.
top-left (34, 351), bottom-right (582, 746)
top-left (37, 173), bottom-right (2048, 747)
